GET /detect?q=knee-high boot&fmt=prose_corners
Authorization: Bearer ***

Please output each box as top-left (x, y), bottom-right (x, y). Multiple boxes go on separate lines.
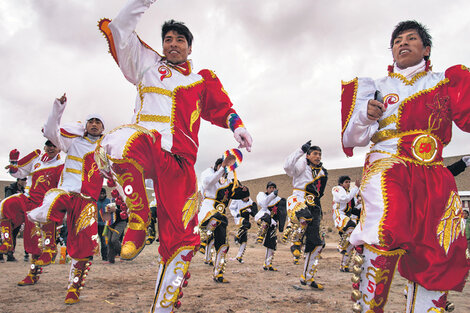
top-left (263, 248), bottom-right (278, 271)
top-left (204, 238), bottom-right (215, 265)
top-left (236, 242), bottom-right (247, 263)
top-left (0, 219), bottom-right (14, 253)
top-left (213, 244), bottom-right (229, 283)
top-left (18, 254), bottom-right (42, 286)
top-left (65, 258), bottom-right (92, 304)
top-left (405, 281), bottom-right (449, 313)
top-left (351, 244), bottom-right (405, 313)
top-left (111, 162), bottom-right (150, 260)
top-left (36, 221), bottom-right (57, 266)
top-left (150, 247), bottom-right (194, 312)
top-left (301, 245), bottom-right (323, 289)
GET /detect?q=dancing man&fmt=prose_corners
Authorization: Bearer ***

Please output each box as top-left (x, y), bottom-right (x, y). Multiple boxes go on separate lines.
top-left (283, 142), bottom-right (328, 289)
top-left (332, 175), bottom-right (361, 272)
top-left (341, 20), bottom-right (470, 312)
top-left (255, 182), bottom-right (285, 272)
top-left (0, 140), bottom-right (63, 285)
top-left (28, 94), bottom-right (105, 304)
top-left (229, 188), bottom-right (257, 264)
top-left (96, 0), bottom-right (252, 311)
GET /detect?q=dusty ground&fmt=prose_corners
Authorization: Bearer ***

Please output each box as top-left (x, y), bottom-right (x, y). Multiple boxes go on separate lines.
top-left (1, 231), bottom-right (469, 313)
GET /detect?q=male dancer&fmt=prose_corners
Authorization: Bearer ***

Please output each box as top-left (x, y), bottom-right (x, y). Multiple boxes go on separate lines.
top-left (28, 94), bottom-right (105, 304)
top-left (255, 182), bottom-right (285, 271)
top-left (198, 156), bottom-right (244, 282)
top-left (283, 142), bottom-right (328, 289)
top-left (332, 175), bottom-right (360, 272)
top-left (96, 0), bottom-right (252, 311)
top-left (1, 141), bottom-right (63, 285)
top-left (341, 20), bottom-right (470, 312)
top-left (229, 190), bottom-right (257, 263)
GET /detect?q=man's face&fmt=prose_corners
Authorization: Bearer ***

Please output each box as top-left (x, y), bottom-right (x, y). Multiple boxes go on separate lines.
top-left (392, 29), bottom-right (430, 69)
top-left (162, 30), bottom-right (192, 65)
top-left (307, 150), bottom-right (322, 165)
top-left (242, 197), bottom-right (249, 202)
top-left (86, 118), bottom-right (104, 136)
top-left (44, 144), bottom-right (60, 158)
top-left (18, 179), bottom-right (27, 188)
top-left (266, 186), bottom-right (276, 194)
top-left (99, 191), bottom-right (106, 200)
top-left (341, 180), bottom-right (351, 191)
top-left (464, 211), bottom-right (469, 219)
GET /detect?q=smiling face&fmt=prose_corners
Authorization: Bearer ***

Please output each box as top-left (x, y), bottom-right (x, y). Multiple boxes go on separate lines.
top-left (392, 29), bottom-right (430, 69)
top-left (44, 143), bottom-right (60, 158)
top-left (162, 30), bottom-right (192, 64)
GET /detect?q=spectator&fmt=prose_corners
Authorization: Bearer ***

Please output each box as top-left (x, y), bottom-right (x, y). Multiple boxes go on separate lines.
top-left (97, 188), bottom-right (111, 261)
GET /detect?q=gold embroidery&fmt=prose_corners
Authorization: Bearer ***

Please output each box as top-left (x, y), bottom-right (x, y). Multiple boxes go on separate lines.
top-left (340, 78), bottom-right (358, 134)
top-left (189, 100), bottom-right (201, 132)
top-left (33, 175), bottom-right (49, 189)
top-left (182, 188), bottom-right (200, 229)
top-left (361, 156), bottom-right (405, 188)
top-left (170, 79), bottom-right (204, 134)
top-left (378, 114), bottom-right (398, 129)
top-left (389, 71), bottom-right (428, 86)
top-left (76, 202), bottom-right (97, 235)
top-left (87, 163), bottom-right (99, 182)
top-left (437, 191), bottom-right (463, 255)
top-left (141, 86), bottom-right (172, 98)
top-left (65, 168), bottom-right (81, 174)
top-left (139, 114), bottom-right (171, 123)
top-left (411, 134), bottom-right (438, 163)
top-left (67, 155), bottom-right (83, 162)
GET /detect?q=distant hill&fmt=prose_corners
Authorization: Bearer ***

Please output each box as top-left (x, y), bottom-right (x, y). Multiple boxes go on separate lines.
top-left (1, 155), bottom-right (468, 231)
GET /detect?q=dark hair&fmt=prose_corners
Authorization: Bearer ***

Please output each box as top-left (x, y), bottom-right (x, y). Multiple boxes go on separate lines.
top-left (44, 140), bottom-right (56, 147)
top-left (100, 188), bottom-right (106, 194)
top-left (266, 181), bottom-right (277, 189)
top-left (338, 176), bottom-right (351, 185)
top-left (162, 20), bottom-right (193, 47)
top-left (390, 20), bottom-right (432, 60)
top-left (214, 157), bottom-right (223, 170)
top-left (307, 145), bottom-right (322, 155)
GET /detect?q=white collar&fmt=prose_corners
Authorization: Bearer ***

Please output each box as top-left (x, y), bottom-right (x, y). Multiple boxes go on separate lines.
top-left (393, 59), bottom-right (426, 80)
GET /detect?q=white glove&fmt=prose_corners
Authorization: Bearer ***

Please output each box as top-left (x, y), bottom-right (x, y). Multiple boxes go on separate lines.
top-left (270, 219), bottom-right (277, 227)
top-left (234, 127), bottom-right (253, 152)
top-left (246, 208), bottom-right (251, 213)
top-left (462, 156), bottom-right (470, 167)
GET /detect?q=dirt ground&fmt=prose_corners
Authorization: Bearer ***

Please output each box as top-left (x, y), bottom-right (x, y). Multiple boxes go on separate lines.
top-left (1, 231), bottom-right (469, 313)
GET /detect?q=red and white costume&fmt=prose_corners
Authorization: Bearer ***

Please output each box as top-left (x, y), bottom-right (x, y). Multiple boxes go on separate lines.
top-left (95, 0), bottom-right (250, 311)
top-left (28, 98), bottom-right (104, 304)
top-left (0, 149), bottom-right (63, 285)
top-left (342, 60), bottom-right (470, 312)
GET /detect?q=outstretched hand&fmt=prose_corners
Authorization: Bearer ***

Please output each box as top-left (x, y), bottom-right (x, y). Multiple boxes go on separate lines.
top-left (234, 127), bottom-right (253, 152)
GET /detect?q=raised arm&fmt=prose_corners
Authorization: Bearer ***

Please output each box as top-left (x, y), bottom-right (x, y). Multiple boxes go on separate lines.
top-left (107, 0), bottom-right (160, 84)
top-left (43, 94), bottom-right (75, 153)
top-left (332, 185), bottom-right (359, 204)
top-left (201, 167), bottom-right (225, 191)
top-left (284, 147), bottom-right (307, 178)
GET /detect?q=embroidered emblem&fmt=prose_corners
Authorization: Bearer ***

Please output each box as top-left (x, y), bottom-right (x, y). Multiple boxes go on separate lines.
top-left (87, 163), bottom-right (99, 182)
top-left (76, 203), bottom-right (97, 235)
top-left (33, 174), bottom-right (50, 189)
top-left (383, 93), bottom-right (399, 109)
top-left (437, 191), bottom-right (463, 255)
top-left (411, 134), bottom-right (438, 163)
top-left (182, 190), bottom-right (200, 229)
top-left (158, 65), bottom-right (172, 81)
top-left (189, 100), bottom-right (201, 132)
top-left (426, 92), bottom-right (450, 131)
top-left (34, 163), bottom-right (41, 170)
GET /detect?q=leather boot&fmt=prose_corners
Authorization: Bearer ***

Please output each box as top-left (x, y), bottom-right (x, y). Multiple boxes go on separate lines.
top-left (213, 244), bottom-right (229, 283)
top-left (300, 245), bottom-right (323, 290)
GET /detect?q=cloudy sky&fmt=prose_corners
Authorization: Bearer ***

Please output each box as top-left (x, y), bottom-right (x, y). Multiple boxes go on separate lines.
top-left (1, 0), bottom-right (469, 183)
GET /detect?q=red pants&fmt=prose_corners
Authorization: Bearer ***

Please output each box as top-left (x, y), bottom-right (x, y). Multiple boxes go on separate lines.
top-left (116, 130), bottom-right (200, 262)
top-left (0, 194), bottom-right (42, 254)
top-left (45, 192), bottom-right (98, 259)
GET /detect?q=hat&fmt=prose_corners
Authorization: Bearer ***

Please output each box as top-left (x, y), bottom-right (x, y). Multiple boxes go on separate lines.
top-left (86, 114), bottom-right (105, 128)
top-left (223, 148), bottom-right (243, 172)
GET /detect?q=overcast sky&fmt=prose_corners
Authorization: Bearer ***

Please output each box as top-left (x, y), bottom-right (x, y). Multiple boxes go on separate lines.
top-left (1, 0), bottom-right (469, 183)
